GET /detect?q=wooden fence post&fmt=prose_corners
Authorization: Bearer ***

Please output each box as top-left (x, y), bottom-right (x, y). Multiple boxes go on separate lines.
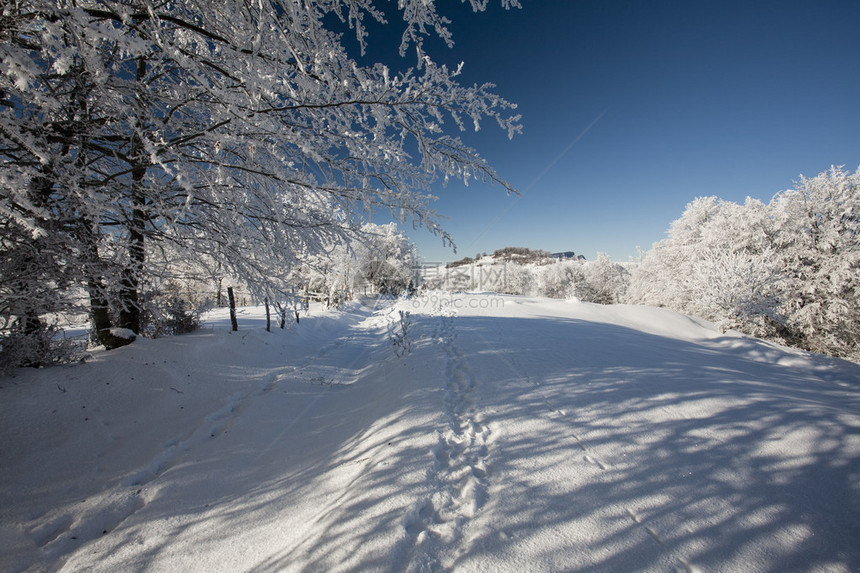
top-left (227, 287), bottom-right (238, 331)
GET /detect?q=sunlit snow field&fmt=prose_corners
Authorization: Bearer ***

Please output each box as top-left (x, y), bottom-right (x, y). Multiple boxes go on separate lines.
top-left (2, 294), bottom-right (859, 572)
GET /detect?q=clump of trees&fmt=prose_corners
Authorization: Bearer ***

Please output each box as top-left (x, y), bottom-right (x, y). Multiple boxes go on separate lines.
top-left (294, 222), bottom-right (418, 305)
top-left (492, 246), bottom-right (552, 261)
top-left (505, 253), bottom-right (630, 302)
top-left (626, 165), bottom-right (860, 360)
top-left (0, 0), bottom-right (521, 369)
top-left (356, 224), bottom-right (420, 296)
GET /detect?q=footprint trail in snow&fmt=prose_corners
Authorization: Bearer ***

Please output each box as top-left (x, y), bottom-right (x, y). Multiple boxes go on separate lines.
top-left (397, 308), bottom-right (493, 571)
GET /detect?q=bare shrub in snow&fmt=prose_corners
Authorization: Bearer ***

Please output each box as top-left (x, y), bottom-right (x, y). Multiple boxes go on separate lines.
top-left (389, 310), bottom-right (413, 357)
top-left (140, 283), bottom-right (202, 338)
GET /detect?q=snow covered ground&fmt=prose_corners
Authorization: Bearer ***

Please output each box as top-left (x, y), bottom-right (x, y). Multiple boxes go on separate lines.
top-left (2, 293), bottom-right (859, 572)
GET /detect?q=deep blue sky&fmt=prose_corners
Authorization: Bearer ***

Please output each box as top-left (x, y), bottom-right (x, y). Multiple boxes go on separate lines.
top-left (357, 0), bottom-right (860, 262)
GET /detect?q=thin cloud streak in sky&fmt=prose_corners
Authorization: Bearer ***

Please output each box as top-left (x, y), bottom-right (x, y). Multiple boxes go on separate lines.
top-left (460, 108), bottom-right (608, 255)
top-left (523, 108), bottom-right (609, 193)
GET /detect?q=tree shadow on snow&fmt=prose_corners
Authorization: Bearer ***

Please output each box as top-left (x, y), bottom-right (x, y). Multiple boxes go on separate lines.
top-left (32, 310), bottom-right (860, 572)
top-left (443, 314), bottom-right (860, 572)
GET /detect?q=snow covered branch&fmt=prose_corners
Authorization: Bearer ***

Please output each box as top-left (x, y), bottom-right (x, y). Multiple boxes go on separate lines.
top-left (1, 0), bottom-right (521, 360)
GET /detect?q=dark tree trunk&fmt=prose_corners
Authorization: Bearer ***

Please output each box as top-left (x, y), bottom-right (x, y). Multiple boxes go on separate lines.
top-left (275, 301), bottom-right (287, 329)
top-left (88, 276), bottom-right (133, 349)
top-left (80, 217), bottom-right (134, 349)
top-left (118, 55), bottom-right (148, 337)
top-left (117, 204), bottom-right (145, 335)
top-left (62, 69), bottom-right (133, 350)
top-left (12, 254), bottom-right (44, 337)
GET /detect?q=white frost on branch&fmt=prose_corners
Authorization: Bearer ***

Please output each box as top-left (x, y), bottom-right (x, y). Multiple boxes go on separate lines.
top-left (1, 0), bottom-right (521, 353)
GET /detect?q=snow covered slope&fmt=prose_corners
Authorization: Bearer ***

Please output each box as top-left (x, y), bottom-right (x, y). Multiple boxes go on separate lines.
top-left (2, 294), bottom-right (859, 572)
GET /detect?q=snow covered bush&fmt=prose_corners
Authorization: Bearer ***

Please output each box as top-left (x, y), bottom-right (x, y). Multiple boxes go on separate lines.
top-left (627, 195), bottom-right (788, 337)
top-left (769, 166), bottom-right (860, 357)
top-left (140, 283), bottom-right (203, 338)
top-left (425, 250), bottom-right (631, 302)
top-left (535, 261), bottom-right (580, 299)
top-left (576, 253), bottom-right (631, 304)
top-left (499, 263), bottom-right (534, 295)
top-left (290, 222), bottom-right (419, 304)
top-left (627, 165), bottom-right (860, 360)
top-left (499, 254), bottom-right (630, 302)
top-left (0, 220), bottom-right (84, 341)
top-left (684, 249), bottom-right (786, 337)
top-left (0, 325), bottom-right (86, 374)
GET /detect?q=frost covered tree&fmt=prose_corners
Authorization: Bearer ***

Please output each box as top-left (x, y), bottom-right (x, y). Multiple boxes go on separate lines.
top-left (576, 253), bottom-right (630, 304)
top-left (627, 196), bottom-right (780, 323)
top-left (626, 196), bottom-right (726, 311)
top-left (0, 217), bottom-right (85, 369)
top-left (769, 167), bottom-right (860, 356)
top-left (1, 0), bottom-right (521, 354)
top-left (531, 255), bottom-right (629, 302)
top-left (683, 249), bottom-right (785, 336)
top-left (627, 166), bottom-right (860, 359)
top-left (535, 260), bottom-right (579, 299)
top-left (355, 222), bottom-right (418, 296)
top-left (297, 222), bottom-right (418, 303)
top-left (627, 195), bottom-right (790, 335)
top-left (498, 262), bottom-right (532, 295)
top-left (427, 251), bottom-right (630, 301)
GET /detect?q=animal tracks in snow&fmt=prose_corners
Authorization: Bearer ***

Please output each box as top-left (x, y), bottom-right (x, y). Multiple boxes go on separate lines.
top-left (535, 380), bottom-right (699, 570)
top-left (26, 488), bottom-right (149, 562)
top-left (491, 340), bottom-right (700, 572)
top-left (527, 373), bottom-right (614, 472)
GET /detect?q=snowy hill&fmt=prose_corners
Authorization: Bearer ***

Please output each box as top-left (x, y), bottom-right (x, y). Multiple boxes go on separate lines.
top-left (2, 294), bottom-right (859, 572)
